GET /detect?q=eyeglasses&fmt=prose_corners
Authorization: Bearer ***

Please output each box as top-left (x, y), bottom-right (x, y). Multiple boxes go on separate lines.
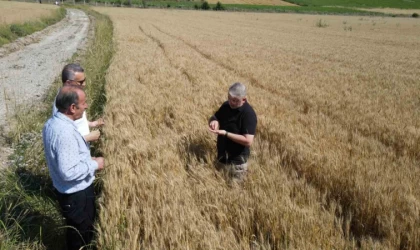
top-left (228, 95), bottom-right (243, 104)
top-left (72, 78), bottom-right (86, 85)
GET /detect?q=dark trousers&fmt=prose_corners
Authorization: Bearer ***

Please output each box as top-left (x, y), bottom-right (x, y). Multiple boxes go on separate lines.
top-left (56, 184), bottom-right (96, 250)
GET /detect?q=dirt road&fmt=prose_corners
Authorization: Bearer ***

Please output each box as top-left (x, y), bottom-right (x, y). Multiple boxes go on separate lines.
top-left (0, 8), bottom-right (90, 167)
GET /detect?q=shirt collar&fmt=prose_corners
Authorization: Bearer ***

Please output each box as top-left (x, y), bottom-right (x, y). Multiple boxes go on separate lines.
top-left (54, 112), bottom-right (77, 129)
top-left (237, 102), bottom-right (247, 111)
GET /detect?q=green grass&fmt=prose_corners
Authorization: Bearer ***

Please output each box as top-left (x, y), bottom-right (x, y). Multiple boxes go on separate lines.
top-left (91, 0), bottom-right (387, 15)
top-left (283, 0), bottom-right (420, 9)
top-left (220, 4), bottom-right (384, 14)
top-left (0, 6), bottom-right (113, 249)
top-left (0, 7), bottom-right (66, 47)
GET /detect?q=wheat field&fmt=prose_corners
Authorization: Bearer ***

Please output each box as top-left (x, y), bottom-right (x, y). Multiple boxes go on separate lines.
top-left (0, 1), bottom-right (58, 25)
top-left (356, 8), bottom-right (420, 15)
top-left (93, 7), bottom-right (420, 249)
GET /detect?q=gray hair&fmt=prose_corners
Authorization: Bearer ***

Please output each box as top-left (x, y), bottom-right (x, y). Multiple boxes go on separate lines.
top-left (61, 63), bottom-right (84, 83)
top-left (55, 86), bottom-right (82, 112)
top-left (228, 82), bottom-right (246, 97)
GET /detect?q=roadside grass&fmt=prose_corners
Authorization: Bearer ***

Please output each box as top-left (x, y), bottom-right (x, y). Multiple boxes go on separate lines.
top-left (283, 0), bottom-right (420, 9)
top-left (0, 7), bottom-right (66, 47)
top-left (90, 0), bottom-right (388, 15)
top-left (0, 6), bottom-right (113, 249)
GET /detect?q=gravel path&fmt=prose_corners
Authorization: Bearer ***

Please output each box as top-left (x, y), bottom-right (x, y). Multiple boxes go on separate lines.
top-left (0, 8), bottom-right (90, 167)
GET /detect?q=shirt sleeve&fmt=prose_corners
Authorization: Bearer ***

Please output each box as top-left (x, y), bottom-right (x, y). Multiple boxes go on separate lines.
top-left (241, 110), bottom-right (257, 135)
top-left (55, 131), bottom-right (98, 182)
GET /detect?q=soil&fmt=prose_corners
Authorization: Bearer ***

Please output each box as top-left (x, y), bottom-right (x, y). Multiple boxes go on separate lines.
top-left (0, 9), bottom-right (90, 169)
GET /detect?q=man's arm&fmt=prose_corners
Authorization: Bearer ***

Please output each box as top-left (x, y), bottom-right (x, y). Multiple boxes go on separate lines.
top-left (56, 132), bottom-right (98, 181)
top-left (208, 129), bottom-right (254, 147)
top-left (92, 157), bottom-right (105, 170)
top-left (84, 130), bottom-right (101, 142)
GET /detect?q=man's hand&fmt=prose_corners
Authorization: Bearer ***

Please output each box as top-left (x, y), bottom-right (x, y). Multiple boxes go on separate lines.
top-left (208, 129), bottom-right (226, 136)
top-left (84, 130), bottom-right (101, 142)
top-left (90, 118), bottom-right (105, 128)
top-left (94, 157), bottom-right (105, 170)
top-left (209, 120), bottom-right (219, 131)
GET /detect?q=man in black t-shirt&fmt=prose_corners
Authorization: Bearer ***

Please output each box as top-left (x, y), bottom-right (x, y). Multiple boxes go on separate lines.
top-left (208, 82), bottom-right (257, 182)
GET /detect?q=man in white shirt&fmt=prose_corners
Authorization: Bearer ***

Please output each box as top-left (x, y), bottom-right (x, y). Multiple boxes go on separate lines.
top-left (53, 63), bottom-right (104, 142)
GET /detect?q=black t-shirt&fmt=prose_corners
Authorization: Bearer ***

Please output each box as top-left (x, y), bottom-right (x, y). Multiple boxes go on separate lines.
top-left (212, 101), bottom-right (257, 164)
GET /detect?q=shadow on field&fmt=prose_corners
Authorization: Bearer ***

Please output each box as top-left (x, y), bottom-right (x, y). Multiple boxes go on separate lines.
top-left (177, 133), bottom-right (214, 171)
top-left (0, 167), bottom-right (66, 249)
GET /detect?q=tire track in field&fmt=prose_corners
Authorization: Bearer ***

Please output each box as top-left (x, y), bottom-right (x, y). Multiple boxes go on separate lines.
top-left (147, 24), bottom-right (377, 241)
top-left (148, 24), bottom-right (416, 243)
top-left (138, 24), bottom-right (197, 86)
top-left (151, 24), bottom-right (419, 163)
top-left (147, 24), bottom-right (414, 166)
top-left (151, 24), bottom-right (275, 95)
top-left (140, 23), bottom-right (365, 244)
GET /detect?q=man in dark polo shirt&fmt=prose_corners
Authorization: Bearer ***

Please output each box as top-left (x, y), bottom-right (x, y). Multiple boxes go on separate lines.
top-left (208, 82), bottom-right (257, 182)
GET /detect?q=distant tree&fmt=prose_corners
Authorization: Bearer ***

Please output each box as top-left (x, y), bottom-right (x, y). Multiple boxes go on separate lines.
top-left (213, 1), bottom-right (224, 10)
top-left (201, 1), bottom-right (210, 10)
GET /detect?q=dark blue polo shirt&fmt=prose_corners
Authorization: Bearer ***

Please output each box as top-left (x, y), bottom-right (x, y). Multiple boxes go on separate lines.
top-left (212, 101), bottom-right (257, 164)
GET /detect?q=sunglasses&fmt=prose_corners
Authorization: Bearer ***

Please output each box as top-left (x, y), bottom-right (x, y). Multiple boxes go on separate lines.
top-left (72, 78), bottom-right (86, 85)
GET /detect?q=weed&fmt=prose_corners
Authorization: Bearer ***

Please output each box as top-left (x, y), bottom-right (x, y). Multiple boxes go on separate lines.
top-left (315, 19), bottom-right (328, 28)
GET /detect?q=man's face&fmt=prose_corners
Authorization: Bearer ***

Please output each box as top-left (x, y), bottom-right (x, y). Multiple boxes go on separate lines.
top-left (74, 90), bottom-right (88, 120)
top-left (68, 72), bottom-right (86, 88)
top-left (228, 94), bottom-right (246, 109)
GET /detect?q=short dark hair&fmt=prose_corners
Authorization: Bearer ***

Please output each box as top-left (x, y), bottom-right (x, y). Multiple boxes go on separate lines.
top-left (55, 86), bottom-right (82, 113)
top-left (61, 63), bottom-right (84, 84)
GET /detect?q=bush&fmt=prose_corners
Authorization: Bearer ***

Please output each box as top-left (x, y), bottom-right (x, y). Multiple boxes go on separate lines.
top-left (201, 1), bottom-right (210, 10)
top-left (194, 3), bottom-right (199, 9)
top-left (10, 24), bottom-right (31, 37)
top-left (412, 13), bottom-right (419, 18)
top-left (0, 26), bottom-right (17, 43)
top-left (213, 1), bottom-right (225, 10)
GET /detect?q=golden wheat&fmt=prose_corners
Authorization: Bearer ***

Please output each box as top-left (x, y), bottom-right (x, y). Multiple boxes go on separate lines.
top-left (94, 7), bottom-right (420, 249)
top-left (0, 1), bottom-right (58, 25)
top-left (356, 8), bottom-right (420, 15)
